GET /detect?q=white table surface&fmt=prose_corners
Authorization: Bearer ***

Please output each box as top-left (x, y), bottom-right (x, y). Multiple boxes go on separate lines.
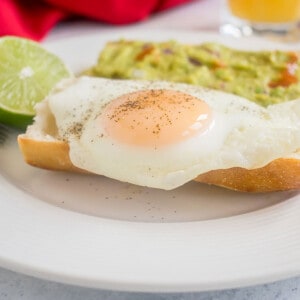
top-left (2, 0), bottom-right (300, 298)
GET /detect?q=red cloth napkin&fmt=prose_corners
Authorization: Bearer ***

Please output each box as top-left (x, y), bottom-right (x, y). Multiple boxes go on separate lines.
top-left (0, 0), bottom-right (192, 41)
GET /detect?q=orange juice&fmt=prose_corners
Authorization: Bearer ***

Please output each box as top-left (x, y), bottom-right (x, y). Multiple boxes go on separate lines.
top-left (228, 0), bottom-right (300, 23)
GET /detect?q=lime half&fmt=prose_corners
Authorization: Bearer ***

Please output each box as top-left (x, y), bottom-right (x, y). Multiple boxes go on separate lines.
top-left (0, 36), bottom-right (72, 129)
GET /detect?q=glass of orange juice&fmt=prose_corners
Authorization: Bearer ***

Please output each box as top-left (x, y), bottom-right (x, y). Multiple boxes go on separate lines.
top-left (220, 0), bottom-right (300, 40)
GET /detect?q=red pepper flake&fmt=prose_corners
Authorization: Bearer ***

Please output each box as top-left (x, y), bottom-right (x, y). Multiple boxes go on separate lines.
top-left (135, 44), bottom-right (154, 61)
top-left (213, 60), bottom-right (226, 69)
top-left (269, 66), bottom-right (298, 88)
top-left (269, 52), bottom-right (299, 88)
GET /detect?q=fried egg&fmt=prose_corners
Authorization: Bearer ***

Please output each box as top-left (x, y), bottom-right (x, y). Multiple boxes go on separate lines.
top-left (45, 76), bottom-right (300, 190)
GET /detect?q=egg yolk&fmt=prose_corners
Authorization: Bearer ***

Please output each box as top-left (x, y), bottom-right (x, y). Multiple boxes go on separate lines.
top-left (101, 89), bottom-right (213, 147)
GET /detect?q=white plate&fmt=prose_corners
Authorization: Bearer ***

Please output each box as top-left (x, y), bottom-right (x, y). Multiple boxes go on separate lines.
top-left (0, 29), bottom-right (300, 292)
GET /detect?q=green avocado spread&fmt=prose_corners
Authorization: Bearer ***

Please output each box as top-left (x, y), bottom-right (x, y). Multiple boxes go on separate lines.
top-left (86, 40), bottom-right (300, 106)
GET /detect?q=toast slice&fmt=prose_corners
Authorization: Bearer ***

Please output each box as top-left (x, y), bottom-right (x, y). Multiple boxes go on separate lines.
top-left (18, 113), bottom-right (300, 192)
top-left (17, 81), bottom-right (300, 193)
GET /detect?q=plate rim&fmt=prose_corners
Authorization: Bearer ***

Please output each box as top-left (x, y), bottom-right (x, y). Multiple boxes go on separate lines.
top-left (0, 28), bottom-right (300, 292)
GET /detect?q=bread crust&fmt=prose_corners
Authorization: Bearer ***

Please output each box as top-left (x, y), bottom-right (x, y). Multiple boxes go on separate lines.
top-left (195, 158), bottom-right (300, 192)
top-left (18, 134), bottom-right (300, 192)
top-left (18, 135), bottom-right (85, 173)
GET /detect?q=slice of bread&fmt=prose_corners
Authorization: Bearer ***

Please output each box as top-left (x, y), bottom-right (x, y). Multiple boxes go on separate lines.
top-left (194, 156), bottom-right (300, 192)
top-left (18, 132), bottom-right (300, 192)
top-left (17, 102), bottom-right (300, 193)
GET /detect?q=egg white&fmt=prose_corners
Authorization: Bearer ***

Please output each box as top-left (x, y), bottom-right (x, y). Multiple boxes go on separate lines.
top-left (47, 77), bottom-right (300, 190)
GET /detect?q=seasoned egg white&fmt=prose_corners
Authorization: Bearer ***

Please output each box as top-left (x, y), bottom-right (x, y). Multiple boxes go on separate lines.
top-left (44, 76), bottom-right (300, 190)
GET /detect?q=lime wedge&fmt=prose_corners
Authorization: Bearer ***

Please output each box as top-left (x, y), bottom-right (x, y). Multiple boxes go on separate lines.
top-left (0, 36), bottom-right (72, 129)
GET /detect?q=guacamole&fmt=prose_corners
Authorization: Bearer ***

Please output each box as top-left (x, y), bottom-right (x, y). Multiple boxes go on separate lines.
top-left (86, 40), bottom-right (300, 106)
